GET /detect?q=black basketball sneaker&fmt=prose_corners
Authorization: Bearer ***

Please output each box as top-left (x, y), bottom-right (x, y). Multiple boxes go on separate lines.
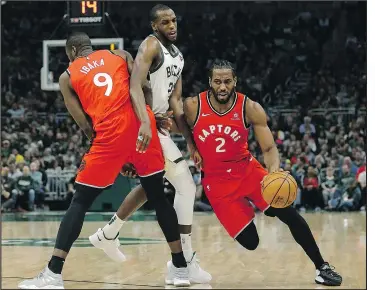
top-left (315, 262), bottom-right (342, 286)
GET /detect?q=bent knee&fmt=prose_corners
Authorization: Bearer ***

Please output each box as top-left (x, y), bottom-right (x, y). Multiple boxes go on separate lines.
top-left (235, 222), bottom-right (260, 251)
top-left (237, 235), bottom-right (259, 251)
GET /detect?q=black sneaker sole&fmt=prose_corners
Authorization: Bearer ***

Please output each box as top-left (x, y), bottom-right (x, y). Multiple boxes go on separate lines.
top-left (315, 278), bottom-right (342, 286)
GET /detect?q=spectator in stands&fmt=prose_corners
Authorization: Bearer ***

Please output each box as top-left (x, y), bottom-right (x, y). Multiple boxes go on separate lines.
top-left (299, 116), bottom-right (316, 136)
top-left (353, 150), bottom-right (365, 168)
top-left (1, 139), bottom-right (11, 159)
top-left (338, 182), bottom-right (361, 212)
top-left (30, 161), bottom-right (44, 208)
top-left (1, 167), bottom-right (15, 212)
top-left (7, 102), bottom-right (25, 119)
top-left (301, 166), bottom-right (322, 211)
top-left (340, 156), bottom-right (358, 176)
top-left (321, 167), bottom-right (337, 208)
top-left (42, 148), bottom-right (55, 169)
top-left (329, 147), bottom-right (343, 168)
top-left (8, 162), bottom-right (22, 181)
top-left (356, 161), bottom-right (366, 211)
top-left (292, 156), bottom-right (307, 185)
top-left (12, 165), bottom-right (36, 211)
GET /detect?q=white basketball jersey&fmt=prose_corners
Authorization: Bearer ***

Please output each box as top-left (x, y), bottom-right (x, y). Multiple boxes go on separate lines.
top-left (148, 35), bottom-right (184, 114)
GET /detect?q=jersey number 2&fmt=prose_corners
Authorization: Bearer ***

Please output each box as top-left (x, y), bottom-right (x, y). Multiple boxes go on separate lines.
top-left (215, 138), bottom-right (226, 153)
top-left (93, 73), bottom-right (113, 96)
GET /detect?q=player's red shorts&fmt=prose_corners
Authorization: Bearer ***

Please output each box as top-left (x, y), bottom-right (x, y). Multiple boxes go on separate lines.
top-left (201, 157), bottom-right (270, 238)
top-left (75, 103), bottom-right (164, 188)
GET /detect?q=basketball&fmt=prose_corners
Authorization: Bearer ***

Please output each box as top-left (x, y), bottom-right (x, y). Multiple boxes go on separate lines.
top-left (261, 171), bottom-right (298, 208)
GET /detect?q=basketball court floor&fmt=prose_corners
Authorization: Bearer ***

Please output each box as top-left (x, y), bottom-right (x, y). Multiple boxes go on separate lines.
top-left (2, 211), bottom-right (366, 289)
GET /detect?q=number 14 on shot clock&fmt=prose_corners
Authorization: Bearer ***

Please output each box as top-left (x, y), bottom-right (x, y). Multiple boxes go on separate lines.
top-left (67, 1), bottom-right (105, 26)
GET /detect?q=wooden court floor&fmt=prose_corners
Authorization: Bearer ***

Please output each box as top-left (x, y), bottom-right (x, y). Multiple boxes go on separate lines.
top-left (1, 211), bottom-right (366, 289)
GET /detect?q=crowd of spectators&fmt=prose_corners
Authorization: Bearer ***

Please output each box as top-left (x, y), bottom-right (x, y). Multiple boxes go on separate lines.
top-left (1, 1), bottom-right (366, 213)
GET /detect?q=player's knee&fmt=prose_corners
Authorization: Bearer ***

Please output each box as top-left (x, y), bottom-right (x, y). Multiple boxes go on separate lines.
top-left (235, 222), bottom-right (259, 251)
top-left (237, 233), bottom-right (259, 251)
top-left (172, 161), bottom-right (196, 193)
top-left (71, 184), bottom-right (103, 210)
top-left (266, 206), bottom-right (299, 223)
top-left (140, 171), bottom-right (166, 205)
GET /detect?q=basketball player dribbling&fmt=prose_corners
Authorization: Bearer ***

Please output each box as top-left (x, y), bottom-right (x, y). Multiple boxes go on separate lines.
top-left (18, 32), bottom-right (190, 289)
top-left (178, 60), bottom-right (342, 286)
top-left (89, 4), bottom-right (211, 284)
top-left (122, 60), bottom-right (343, 287)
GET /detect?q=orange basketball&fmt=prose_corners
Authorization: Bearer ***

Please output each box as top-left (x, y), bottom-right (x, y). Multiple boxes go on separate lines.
top-left (261, 171), bottom-right (298, 208)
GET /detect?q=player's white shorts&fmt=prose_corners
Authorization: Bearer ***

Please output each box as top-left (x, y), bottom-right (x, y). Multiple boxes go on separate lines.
top-left (158, 130), bottom-right (186, 177)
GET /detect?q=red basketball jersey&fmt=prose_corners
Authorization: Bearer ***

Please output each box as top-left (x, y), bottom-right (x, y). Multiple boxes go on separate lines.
top-left (68, 50), bottom-right (131, 127)
top-left (192, 91), bottom-right (253, 175)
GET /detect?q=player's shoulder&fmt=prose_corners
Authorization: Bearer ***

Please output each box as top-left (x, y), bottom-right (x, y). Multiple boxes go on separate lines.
top-left (59, 70), bottom-right (69, 84)
top-left (242, 95), bottom-right (267, 123)
top-left (184, 95), bottom-right (199, 108)
top-left (240, 93), bottom-right (260, 111)
top-left (111, 49), bottom-right (134, 62)
top-left (140, 35), bottom-right (161, 54)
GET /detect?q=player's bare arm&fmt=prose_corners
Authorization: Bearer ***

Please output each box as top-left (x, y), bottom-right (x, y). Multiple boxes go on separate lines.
top-left (59, 72), bottom-right (93, 140)
top-left (130, 37), bottom-right (160, 152)
top-left (112, 49), bottom-right (153, 106)
top-left (169, 78), bottom-right (196, 150)
top-left (182, 95), bottom-right (202, 168)
top-left (183, 95), bottom-right (199, 128)
top-left (246, 99), bottom-right (280, 173)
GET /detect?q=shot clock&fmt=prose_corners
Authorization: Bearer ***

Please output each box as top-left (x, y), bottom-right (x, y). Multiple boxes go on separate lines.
top-left (67, 1), bottom-right (105, 26)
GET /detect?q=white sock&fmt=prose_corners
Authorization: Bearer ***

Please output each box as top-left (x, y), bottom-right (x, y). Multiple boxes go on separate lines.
top-left (102, 214), bottom-right (125, 239)
top-left (181, 233), bottom-right (193, 262)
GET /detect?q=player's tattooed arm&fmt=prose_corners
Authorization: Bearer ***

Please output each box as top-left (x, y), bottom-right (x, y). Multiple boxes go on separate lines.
top-left (59, 72), bottom-right (93, 140)
top-left (246, 99), bottom-right (280, 173)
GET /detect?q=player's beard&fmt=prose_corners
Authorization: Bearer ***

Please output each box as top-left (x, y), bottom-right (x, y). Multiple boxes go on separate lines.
top-left (211, 87), bottom-right (236, 105)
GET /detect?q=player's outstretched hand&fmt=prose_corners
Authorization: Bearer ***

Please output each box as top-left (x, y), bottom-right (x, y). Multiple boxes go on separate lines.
top-left (155, 110), bottom-right (173, 135)
top-left (136, 122), bottom-right (152, 153)
top-left (120, 163), bottom-right (138, 178)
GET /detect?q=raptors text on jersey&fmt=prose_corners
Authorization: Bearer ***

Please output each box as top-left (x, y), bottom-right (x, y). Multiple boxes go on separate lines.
top-left (192, 91), bottom-right (253, 174)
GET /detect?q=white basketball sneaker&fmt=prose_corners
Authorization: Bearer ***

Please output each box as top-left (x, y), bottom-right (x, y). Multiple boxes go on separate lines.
top-left (89, 228), bottom-right (126, 262)
top-left (166, 252), bottom-right (212, 284)
top-left (18, 266), bottom-right (64, 289)
top-left (165, 263), bottom-right (190, 287)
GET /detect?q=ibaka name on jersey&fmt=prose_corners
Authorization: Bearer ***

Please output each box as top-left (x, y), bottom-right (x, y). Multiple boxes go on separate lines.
top-left (68, 50), bottom-right (131, 126)
top-left (197, 124), bottom-right (242, 143)
top-left (79, 59), bottom-right (105, 75)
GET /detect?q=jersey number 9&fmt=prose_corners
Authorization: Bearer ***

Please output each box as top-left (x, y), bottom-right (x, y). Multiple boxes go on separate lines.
top-left (94, 73), bottom-right (113, 96)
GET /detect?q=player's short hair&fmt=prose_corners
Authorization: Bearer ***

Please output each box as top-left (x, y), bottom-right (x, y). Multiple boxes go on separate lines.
top-left (66, 32), bottom-right (92, 51)
top-left (149, 4), bottom-right (172, 22)
top-left (209, 59), bottom-right (236, 78)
